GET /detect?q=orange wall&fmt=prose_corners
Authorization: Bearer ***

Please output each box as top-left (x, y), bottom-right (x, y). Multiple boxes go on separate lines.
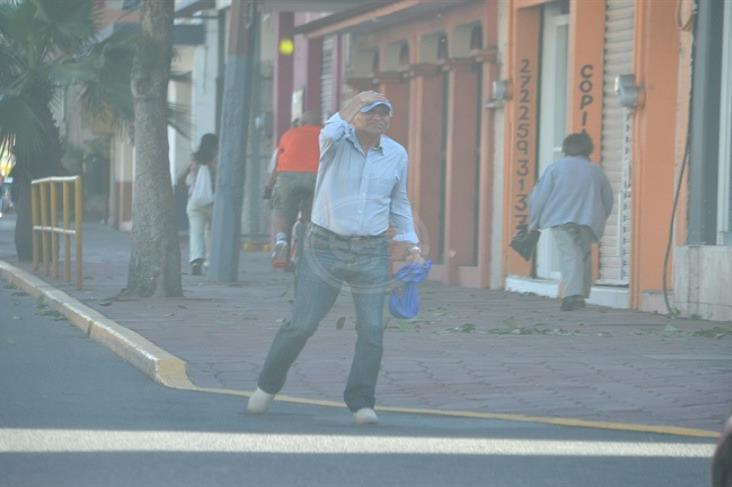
top-left (568, 0), bottom-right (605, 279)
top-left (503, 6), bottom-right (541, 277)
top-left (343, 1), bottom-right (499, 286)
top-left (630, 0), bottom-right (680, 307)
top-left (369, 1), bottom-right (499, 283)
top-left (568, 0), bottom-right (605, 156)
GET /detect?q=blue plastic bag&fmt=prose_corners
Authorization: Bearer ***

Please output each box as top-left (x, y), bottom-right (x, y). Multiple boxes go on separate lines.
top-left (389, 260), bottom-right (432, 319)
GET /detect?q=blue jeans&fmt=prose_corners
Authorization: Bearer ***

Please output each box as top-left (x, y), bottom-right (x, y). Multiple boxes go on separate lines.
top-left (257, 224), bottom-right (390, 412)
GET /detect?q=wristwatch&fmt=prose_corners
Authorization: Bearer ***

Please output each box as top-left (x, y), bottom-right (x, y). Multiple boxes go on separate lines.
top-left (408, 245), bottom-right (422, 255)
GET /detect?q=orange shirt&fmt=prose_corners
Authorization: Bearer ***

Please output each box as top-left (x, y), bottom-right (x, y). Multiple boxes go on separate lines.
top-left (275, 124), bottom-right (321, 174)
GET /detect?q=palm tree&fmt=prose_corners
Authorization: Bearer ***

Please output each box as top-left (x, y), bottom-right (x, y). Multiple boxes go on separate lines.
top-left (125, 0), bottom-right (182, 297)
top-left (2, 0), bottom-right (184, 297)
top-left (0, 0), bottom-right (134, 261)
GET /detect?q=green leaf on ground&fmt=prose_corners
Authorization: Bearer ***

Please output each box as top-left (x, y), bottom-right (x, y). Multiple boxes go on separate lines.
top-left (692, 326), bottom-right (732, 339)
top-left (502, 317), bottom-right (517, 328)
top-left (385, 318), bottom-right (420, 332)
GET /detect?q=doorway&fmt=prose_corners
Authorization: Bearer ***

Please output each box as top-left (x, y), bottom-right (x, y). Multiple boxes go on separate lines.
top-left (536, 1), bottom-right (569, 280)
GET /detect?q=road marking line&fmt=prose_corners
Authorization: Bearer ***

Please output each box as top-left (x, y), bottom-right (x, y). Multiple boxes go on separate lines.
top-left (0, 429), bottom-right (715, 456)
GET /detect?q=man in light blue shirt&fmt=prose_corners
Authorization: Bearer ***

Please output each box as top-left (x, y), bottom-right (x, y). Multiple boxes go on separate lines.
top-left (249, 91), bottom-right (423, 424)
top-left (529, 132), bottom-right (613, 311)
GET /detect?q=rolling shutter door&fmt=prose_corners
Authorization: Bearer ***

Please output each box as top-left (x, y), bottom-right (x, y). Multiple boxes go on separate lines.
top-left (320, 36), bottom-right (335, 119)
top-left (598, 0), bottom-right (634, 284)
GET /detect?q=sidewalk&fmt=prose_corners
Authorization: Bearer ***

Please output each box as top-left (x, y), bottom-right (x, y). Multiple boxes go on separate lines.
top-left (1, 215), bottom-right (730, 434)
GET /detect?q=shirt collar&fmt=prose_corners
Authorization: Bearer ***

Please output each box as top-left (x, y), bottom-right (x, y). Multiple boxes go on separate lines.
top-left (345, 125), bottom-right (385, 155)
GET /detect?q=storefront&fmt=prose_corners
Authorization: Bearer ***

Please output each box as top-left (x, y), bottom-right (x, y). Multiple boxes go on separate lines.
top-left (503, 0), bottom-right (681, 312)
top-left (296, 0), bottom-right (500, 287)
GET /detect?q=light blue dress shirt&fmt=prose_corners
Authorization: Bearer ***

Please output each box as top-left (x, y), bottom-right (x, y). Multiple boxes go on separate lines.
top-left (311, 113), bottom-right (419, 243)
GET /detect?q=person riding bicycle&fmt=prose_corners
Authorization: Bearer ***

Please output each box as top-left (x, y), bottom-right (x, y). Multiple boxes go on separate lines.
top-left (265, 111), bottom-right (322, 269)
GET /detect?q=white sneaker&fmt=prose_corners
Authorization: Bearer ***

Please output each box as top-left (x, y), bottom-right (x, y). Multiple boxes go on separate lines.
top-left (353, 407), bottom-right (379, 425)
top-left (247, 388), bottom-right (275, 414)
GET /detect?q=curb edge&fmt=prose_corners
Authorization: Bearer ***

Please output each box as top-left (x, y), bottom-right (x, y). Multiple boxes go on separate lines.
top-left (0, 260), bottom-right (193, 390)
top-left (0, 259), bottom-right (720, 439)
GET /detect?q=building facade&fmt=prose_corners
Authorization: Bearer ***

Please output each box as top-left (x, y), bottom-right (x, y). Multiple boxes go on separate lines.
top-left (501, 0), bottom-right (731, 320)
top-left (289, 0), bottom-right (731, 320)
top-left (295, 0), bottom-right (500, 287)
top-left (84, 0), bottom-right (731, 319)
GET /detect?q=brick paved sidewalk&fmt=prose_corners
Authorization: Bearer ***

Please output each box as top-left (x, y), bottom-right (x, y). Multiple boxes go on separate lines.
top-left (1, 216), bottom-right (730, 432)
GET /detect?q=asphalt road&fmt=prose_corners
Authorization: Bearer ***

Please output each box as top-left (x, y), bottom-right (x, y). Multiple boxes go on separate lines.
top-left (0, 282), bottom-right (716, 487)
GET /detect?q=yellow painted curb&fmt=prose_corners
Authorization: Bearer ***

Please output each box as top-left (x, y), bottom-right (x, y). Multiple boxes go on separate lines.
top-left (0, 260), bottom-right (193, 390)
top-left (241, 242), bottom-right (271, 252)
top-left (0, 259), bottom-right (720, 439)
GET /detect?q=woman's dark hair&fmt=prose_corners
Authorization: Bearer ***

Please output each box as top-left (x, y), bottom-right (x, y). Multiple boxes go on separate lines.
top-left (193, 133), bottom-right (218, 164)
top-left (562, 132), bottom-right (594, 157)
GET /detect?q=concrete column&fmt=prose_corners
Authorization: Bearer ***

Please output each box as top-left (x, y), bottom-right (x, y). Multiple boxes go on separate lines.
top-left (477, 48), bottom-right (500, 288)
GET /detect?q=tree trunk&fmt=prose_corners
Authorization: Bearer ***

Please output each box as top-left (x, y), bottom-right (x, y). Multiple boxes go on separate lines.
top-left (125, 0), bottom-right (181, 297)
top-left (11, 102), bottom-right (63, 262)
top-left (11, 169), bottom-right (33, 261)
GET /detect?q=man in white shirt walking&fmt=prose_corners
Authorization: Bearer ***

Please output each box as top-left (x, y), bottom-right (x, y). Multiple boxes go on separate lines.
top-left (529, 132), bottom-right (614, 311)
top-left (248, 91), bottom-right (423, 424)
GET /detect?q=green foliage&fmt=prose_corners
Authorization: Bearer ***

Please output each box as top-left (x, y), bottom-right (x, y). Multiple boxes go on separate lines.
top-left (0, 0), bottom-right (188, 170)
top-left (0, 0), bottom-right (90, 168)
top-left (0, 0), bottom-right (136, 173)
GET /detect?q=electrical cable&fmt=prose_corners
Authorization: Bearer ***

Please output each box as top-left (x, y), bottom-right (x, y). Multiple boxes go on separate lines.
top-left (663, 3), bottom-right (697, 317)
top-left (676, 0), bottom-right (696, 32)
top-left (662, 126), bottom-right (690, 317)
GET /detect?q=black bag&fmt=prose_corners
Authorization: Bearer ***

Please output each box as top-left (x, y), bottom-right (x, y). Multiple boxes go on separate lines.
top-left (510, 224), bottom-right (541, 261)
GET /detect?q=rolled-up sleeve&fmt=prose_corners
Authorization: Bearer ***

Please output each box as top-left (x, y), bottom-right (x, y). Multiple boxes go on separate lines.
top-left (390, 156), bottom-right (419, 243)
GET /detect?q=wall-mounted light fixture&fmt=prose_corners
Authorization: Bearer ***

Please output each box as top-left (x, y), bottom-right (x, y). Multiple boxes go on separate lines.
top-left (614, 74), bottom-right (642, 109)
top-left (484, 79), bottom-right (511, 109)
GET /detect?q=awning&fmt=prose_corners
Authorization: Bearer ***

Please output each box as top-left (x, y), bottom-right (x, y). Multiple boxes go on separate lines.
top-left (96, 22), bottom-right (206, 46)
top-left (176, 0), bottom-right (364, 16)
top-left (294, 0), bottom-right (476, 39)
top-left (175, 0), bottom-right (215, 18)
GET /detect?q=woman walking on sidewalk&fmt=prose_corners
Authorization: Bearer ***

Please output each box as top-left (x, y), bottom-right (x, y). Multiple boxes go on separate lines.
top-left (185, 133), bottom-right (218, 276)
top-left (528, 132), bottom-right (613, 311)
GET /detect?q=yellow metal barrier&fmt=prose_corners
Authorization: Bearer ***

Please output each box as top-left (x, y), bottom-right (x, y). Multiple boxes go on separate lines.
top-left (31, 176), bottom-right (83, 290)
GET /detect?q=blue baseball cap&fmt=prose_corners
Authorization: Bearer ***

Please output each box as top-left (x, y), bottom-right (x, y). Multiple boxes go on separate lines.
top-left (360, 100), bottom-right (393, 114)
